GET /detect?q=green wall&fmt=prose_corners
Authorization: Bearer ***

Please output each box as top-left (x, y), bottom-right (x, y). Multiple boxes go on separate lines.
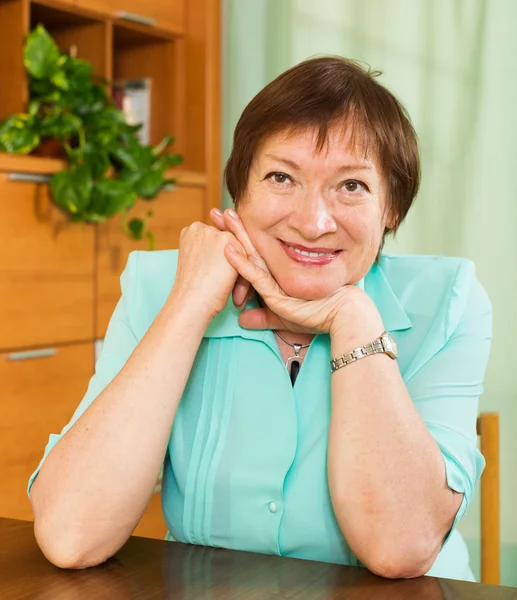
top-left (223, 0), bottom-right (517, 585)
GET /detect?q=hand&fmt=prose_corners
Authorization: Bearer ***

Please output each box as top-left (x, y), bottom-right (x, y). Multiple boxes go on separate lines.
top-left (210, 208), bottom-right (270, 309)
top-left (170, 221), bottom-right (246, 321)
top-left (223, 234), bottom-right (382, 337)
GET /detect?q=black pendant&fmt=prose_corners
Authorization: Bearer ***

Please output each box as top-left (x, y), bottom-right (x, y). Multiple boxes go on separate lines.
top-left (290, 360), bottom-right (300, 386)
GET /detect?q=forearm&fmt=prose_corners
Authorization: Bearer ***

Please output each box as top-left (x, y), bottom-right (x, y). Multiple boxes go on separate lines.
top-left (328, 325), bottom-right (461, 578)
top-left (31, 290), bottom-right (210, 567)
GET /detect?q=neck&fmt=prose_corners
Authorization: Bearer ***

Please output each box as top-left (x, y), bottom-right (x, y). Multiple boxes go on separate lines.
top-left (277, 330), bottom-right (315, 346)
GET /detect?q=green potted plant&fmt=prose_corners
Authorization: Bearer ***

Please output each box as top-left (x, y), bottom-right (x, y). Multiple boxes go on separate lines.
top-left (0, 25), bottom-right (183, 247)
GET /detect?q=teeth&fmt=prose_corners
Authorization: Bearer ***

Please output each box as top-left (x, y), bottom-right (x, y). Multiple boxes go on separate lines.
top-left (288, 245), bottom-right (333, 258)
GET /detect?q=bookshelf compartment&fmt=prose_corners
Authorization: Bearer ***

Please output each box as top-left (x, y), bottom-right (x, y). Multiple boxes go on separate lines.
top-left (0, 0), bottom-right (26, 120)
top-left (113, 25), bottom-right (182, 149)
top-left (30, 1), bottom-right (109, 78)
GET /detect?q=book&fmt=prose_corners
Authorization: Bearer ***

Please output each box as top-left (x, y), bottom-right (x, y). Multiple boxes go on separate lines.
top-left (112, 77), bottom-right (151, 145)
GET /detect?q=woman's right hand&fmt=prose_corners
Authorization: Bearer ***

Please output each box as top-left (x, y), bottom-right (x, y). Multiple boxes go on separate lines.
top-left (170, 221), bottom-right (246, 321)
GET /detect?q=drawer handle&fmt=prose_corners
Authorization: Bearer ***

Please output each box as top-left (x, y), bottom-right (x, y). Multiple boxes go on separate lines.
top-left (7, 348), bottom-right (57, 361)
top-left (7, 172), bottom-right (52, 184)
top-left (117, 11), bottom-right (156, 27)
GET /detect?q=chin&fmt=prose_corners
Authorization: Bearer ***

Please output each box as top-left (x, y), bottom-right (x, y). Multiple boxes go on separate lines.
top-left (274, 274), bottom-right (341, 300)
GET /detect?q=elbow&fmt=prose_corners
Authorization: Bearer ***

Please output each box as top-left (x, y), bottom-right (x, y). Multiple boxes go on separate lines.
top-left (359, 541), bottom-right (437, 580)
top-left (34, 517), bottom-right (110, 570)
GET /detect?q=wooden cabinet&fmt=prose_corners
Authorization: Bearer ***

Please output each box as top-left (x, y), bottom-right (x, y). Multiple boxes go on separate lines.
top-left (133, 492), bottom-right (167, 539)
top-left (0, 173), bottom-right (95, 350)
top-left (0, 342), bottom-right (94, 521)
top-left (78, 0), bottom-right (185, 34)
top-left (0, 0), bottom-right (220, 538)
top-left (96, 185), bottom-right (204, 337)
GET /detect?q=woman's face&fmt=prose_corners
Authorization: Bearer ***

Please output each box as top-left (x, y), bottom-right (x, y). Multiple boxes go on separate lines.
top-left (237, 126), bottom-right (392, 300)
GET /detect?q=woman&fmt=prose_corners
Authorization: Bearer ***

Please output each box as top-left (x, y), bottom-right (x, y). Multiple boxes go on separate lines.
top-left (28, 57), bottom-right (491, 581)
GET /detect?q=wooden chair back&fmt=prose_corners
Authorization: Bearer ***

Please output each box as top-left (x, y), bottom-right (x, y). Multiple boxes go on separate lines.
top-left (476, 412), bottom-right (500, 585)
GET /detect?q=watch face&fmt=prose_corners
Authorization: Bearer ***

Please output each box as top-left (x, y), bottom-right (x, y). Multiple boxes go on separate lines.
top-left (382, 332), bottom-right (399, 359)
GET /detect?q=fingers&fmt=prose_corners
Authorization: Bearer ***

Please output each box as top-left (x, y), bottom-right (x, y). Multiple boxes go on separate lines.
top-left (210, 208), bottom-right (226, 231)
top-left (238, 307), bottom-right (284, 330)
top-left (225, 243), bottom-right (281, 301)
top-left (223, 210), bottom-right (269, 272)
top-left (232, 276), bottom-right (250, 309)
top-left (211, 208), bottom-right (252, 307)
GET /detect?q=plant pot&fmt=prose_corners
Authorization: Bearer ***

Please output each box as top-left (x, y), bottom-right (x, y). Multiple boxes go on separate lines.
top-left (31, 138), bottom-right (67, 160)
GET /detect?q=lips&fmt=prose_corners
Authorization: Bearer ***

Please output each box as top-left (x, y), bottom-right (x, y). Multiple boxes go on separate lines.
top-left (279, 239), bottom-right (341, 266)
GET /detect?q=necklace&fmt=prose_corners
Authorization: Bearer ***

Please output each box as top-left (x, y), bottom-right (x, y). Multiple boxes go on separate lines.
top-left (274, 331), bottom-right (312, 385)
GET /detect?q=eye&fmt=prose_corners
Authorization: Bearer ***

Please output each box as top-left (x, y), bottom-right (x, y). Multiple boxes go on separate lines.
top-left (265, 171), bottom-right (292, 185)
top-left (342, 179), bottom-right (369, 193)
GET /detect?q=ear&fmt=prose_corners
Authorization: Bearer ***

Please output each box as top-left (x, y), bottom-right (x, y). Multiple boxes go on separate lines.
top-left (384, 207), bottom-right (398, 231)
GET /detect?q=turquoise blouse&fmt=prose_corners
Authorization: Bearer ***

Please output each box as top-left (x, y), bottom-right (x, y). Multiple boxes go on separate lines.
top-left (29, 251), bottom-right (492, 581)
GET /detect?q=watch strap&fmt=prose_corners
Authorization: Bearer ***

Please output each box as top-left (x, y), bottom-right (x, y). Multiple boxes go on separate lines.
top-left (330, 332), bottom-right (388, 373)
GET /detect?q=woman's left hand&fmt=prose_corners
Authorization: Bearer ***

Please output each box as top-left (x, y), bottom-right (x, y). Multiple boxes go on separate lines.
top-left (211, 208), bottom-right (381, 336)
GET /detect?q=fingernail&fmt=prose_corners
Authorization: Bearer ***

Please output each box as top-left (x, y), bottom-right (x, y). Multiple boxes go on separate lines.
top-left (227, 209), bottom-right (239, 219)
top-left (226, 243), bottom-right (237, 254)
top-left (212, 208), bottom-right (223, 216)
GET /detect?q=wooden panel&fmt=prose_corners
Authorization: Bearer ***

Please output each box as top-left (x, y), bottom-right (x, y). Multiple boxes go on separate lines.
top-left (0, 341), bottom-right (94, 521)
top-left (96, 186), bottom-right (204, 337)
top-left (0, 174), bottom-right (95, 350)
top-left (183, 0), bottom-right (221, 212)
top-left (205, 0), bottom-right (222, 213)
top-left (0, 0), bottom-right (27, 120)
top-left (78, 0), bottom-right (184, 35)
top-left (183, 0), bottom-right (205, 173)
top-left (478, 413), bottom-right (500, 585)
top-left (133, 492), bottom-right (167, 539)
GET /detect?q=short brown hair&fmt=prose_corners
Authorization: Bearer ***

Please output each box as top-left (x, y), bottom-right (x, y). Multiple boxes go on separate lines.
top-left (225, 56), bottom-right (420, 240)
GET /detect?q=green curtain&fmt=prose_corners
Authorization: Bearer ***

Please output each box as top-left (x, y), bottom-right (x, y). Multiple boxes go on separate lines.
top-left (223, 0), bottom-right (517, 585)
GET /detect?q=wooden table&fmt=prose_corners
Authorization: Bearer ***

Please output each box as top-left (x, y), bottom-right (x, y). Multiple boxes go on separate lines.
top-left (1, 518), bottom-right (515, 599)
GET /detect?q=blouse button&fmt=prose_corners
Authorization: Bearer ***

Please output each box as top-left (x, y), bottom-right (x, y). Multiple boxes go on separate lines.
top-left (268, 501), bottom-right (277, 514)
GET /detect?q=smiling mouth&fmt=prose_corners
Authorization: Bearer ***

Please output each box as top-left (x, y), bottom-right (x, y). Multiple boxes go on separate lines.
top-left (279, 240), bottom-right (342, 265)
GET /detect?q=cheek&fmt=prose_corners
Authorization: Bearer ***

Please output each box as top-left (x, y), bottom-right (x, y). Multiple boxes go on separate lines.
top-left (338, 207), bottom-right (384, 244)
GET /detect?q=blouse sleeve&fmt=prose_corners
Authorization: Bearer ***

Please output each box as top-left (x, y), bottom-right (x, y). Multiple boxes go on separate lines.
top-left (405, 263), bottom-right (492, 544)
top-left (27, 252), bottom-right (141, 496)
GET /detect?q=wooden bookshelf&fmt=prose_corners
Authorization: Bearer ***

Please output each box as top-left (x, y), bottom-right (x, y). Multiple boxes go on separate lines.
top-left (0, 0), bottom-right (221, 539)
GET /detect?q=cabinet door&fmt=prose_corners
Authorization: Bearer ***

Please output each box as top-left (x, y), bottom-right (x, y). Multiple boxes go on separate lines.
top-left (0, 174), bottom-right (95, 350)
top-left (79, 0), bottom-right (184, 34)
top-left (96, 185), bottom-right (204, 338)
top-left (0, 342), bottom-right (94, 521)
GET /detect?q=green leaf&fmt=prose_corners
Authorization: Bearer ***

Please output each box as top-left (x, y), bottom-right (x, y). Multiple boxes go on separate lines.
top-left (127, 217), bottom-right (145, 240)
top-left (50, 164), bottom-right (92, 215)
top-left (24, 25), bottom-right (61, 80)
top-left (89, 179), bottom-right (137, 218)
top-left (0, 114), bottom-right (40, 154)
top-left (134, 170), bottom-right (164, 199)
top-left (110, 146), bottom-right (139, 171)
top-left (50, 69), bottom-right (69, 91)
top-left (81, 143), bottom-right (110, 179)
top-left (38, 108), bottom-right (82, 140)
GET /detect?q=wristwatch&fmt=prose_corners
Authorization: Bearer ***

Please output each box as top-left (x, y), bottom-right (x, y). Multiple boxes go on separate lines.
top-left (330, 331), bottom-right (398, 373)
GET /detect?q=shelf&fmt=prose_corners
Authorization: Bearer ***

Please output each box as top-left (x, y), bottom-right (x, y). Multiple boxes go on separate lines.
top-left (0, 153), bottom-right (207, 187)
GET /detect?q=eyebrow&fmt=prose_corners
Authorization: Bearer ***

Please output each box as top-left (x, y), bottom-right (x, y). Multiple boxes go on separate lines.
top-left (264, 153), bottom-right (373, 173)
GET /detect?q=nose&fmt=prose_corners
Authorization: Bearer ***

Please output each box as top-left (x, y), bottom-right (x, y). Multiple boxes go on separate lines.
top-left (289, 192), bottom-right (337, 240)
